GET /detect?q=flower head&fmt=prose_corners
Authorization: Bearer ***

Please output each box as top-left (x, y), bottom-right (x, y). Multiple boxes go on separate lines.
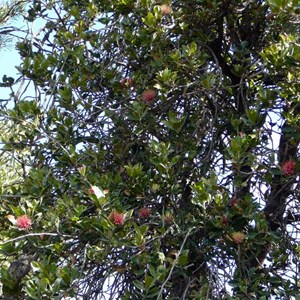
top-left (141, 89), bottom-right (156, 103)
top-left (109, 211), bottom-right (125, 226)
top-left (160, 4), bottom-right (172, 15)
top-left (231, 231), bottom-right (245, 244)
top-left (163, 212), bottom-right (173, 225)
top-left (281, 160), bottom-right (296, 176)
top-left (139, 207), bottom-right (151, 219)
top-left (16, 215), bottom-right (32, 230)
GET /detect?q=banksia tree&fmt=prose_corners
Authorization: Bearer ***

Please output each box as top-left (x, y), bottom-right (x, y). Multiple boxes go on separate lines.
top-left (0, 0), bottom-right (300, 299)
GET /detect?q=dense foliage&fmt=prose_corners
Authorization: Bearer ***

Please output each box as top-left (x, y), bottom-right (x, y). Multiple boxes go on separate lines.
top-left (0, 0), bottom-right (300, 299)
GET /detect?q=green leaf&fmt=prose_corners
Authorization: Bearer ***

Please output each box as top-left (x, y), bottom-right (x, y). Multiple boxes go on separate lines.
top-left (145, 274), bottom-right (155, 290)
top-left (178, 249), bottom-right (189, 267)
top-left (133, 280), bottom-right (145, 291)
top-left (142, 12), bottom-right (156, 27)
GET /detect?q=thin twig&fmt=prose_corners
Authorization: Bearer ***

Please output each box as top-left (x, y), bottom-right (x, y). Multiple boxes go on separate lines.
top-left (0, 232), bottom-right (73, 245)
top-left (157, 228), bottom-right (193, 299)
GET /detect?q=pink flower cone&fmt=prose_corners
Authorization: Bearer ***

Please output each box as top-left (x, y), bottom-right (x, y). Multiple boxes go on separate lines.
top-left (139, 207), bottom-right (151, 219)
top-left (109, 211), bottom-right (125, 225)
top-left (16, 215), bottom-right (32, 230)
top-left (281, 160), bottom-right (296, 176)
top-left (141, 89), bottom-right (156, 103)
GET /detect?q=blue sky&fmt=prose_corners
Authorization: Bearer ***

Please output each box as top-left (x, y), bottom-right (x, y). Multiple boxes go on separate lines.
top-left (0, 28), bottom-right (22, 98)
top-left (0, 0), bottom-right (56, 102)
top-left (0, 0), bottom-right (26, 77)
top-left (0, 9), bottom-right (24, 100)
top-left (0, 7), bottom-right (46, 101)
top-left (0, 46), bottom-right (20, 78)
top-left (0, 46), bottom-right (21, 103)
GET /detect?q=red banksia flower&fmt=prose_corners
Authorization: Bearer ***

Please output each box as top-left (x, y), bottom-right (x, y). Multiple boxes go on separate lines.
top-left (281, 160), bottom-right (296, 176)
top-left (141, 89), bottom-right (156, 103)
top-left (231, 232), bottom-right (245, 244)
top-left (139, 207), bottom-right (151, 219)
top-left (16, 215), bottom-right (32, 230)
top-left (109, 211), bottom-right (125, 226)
